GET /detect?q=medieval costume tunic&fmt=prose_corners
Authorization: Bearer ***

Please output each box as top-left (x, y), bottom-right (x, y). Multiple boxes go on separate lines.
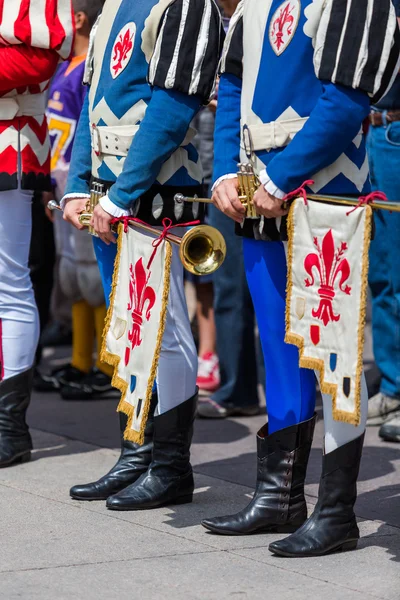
top-left (0, 0), bottom-right (74, 468)
top-left (201, 0), bottom-right (400, 556)
top-left (64, 0), bottom-right (224, 509)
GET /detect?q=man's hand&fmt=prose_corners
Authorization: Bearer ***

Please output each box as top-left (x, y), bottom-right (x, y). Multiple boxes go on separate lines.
top-left (91, 203), bottom-right (116, 245)
top-left (212, 177), bottom-right (246, 223)
top-left (63, 197), bottom-right (89, 230)
top-left (253, 185), bottom-right (289, 219)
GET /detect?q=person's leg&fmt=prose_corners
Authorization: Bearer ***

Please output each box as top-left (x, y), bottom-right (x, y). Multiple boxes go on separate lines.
top-left (195, 281), bottom-right (217, 356)
top-left (270, 374), bottom-right (368, 557)
top-left (0, 188), bottom-right (38, 467)
top-left (94, 303), bottom-right (114, 378)
top-left (107, 244), bottom-right (198, 510)
top-left (201, 238), bottom-right (316, 535)
top-left (29, 192), bottom-right (55, 365)
top-left (92, 237), bottom-right (117, 306)
top-left (0, 189), bottom-right (39, 379)
top-left (156, 244), bottom-right (198, 414)
top-left (367, 123), bottom-right (400, 424)
top-left (45, 209), bottom-right (74, 346)
top-left (70, 236), bottom-right (156, 500)
top-left (200, 206), bottom-right (258, 414)
top-left (244, 238), bottom-right (316, 430)
top-left (195, 279), bottom-right (220, 393)
top-left (71, 300), bottom-right (95, 374)
top-left (322, 374), bottom-right (368, 453)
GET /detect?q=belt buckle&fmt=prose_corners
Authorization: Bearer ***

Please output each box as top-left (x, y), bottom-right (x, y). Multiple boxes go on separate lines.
top-left (91, 124), bottom-right (102, 156)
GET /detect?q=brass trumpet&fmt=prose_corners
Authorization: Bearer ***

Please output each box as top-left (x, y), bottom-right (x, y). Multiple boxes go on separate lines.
top-left (48, 185), bottom-right (226, 276)
top-left (174, 162), bottom-right (400, 215)
top-left (125, 220), bottom-right (226, 276)
top-left (78, 181), bottom-right (104, 235)
top-left (174, 162), bottom-right (260, 219)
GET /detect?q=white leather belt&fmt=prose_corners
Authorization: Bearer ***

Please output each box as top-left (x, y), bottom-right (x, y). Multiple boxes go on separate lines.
top-left (245, 117), bottom-right (309, 151)
top-left (91, 124), bottom-right (197, 157)
top-left (0, 93), bottom-right (46, 120)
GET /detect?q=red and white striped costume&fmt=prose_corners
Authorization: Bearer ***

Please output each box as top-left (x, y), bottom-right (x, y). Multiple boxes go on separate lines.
top-left (0, 1), bottom-right (74, 383)
top-left (0, 0), bottom-right (74, 191)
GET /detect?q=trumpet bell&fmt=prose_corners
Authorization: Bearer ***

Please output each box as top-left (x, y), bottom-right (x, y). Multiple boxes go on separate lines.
top-left (180, 225), bottom-right (226, 275)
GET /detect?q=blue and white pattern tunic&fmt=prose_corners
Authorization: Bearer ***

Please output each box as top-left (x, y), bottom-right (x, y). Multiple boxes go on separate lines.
top-left (214, 0), bottom-right (400, 239)
top-left (65, 0), bottom-right (223, 224)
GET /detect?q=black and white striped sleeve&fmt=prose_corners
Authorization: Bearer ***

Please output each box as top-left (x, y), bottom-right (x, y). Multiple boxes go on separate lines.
top-left (219, 0), bottom-right (243, 79)
top-left (313, 0), bottom-right (400, 103)
top-left (148, 0), bottom-right (225, 103)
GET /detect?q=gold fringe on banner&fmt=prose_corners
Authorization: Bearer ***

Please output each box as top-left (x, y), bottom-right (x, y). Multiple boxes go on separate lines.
top-left (100, 223), bottom-right (172, 444)
top-left (284, 201), bottom-right (372, 426)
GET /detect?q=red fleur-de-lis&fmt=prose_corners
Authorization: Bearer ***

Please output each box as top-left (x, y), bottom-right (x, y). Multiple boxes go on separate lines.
top-left (125, 258), bottom-right (156, 365)
top-left (112, 29), bottom-right (134, 76)
top-left (304, 230), bottom-right (351, 326)
top-left (272, 3), bottom-right (294, 51)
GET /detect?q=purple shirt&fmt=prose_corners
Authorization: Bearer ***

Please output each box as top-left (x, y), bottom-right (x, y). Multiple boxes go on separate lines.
top-left (47, 56), bottom-right (87, 181)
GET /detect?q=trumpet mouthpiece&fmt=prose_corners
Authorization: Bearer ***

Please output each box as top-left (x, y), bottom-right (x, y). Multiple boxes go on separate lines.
top-left (47, 200), bottom-right (62, 211)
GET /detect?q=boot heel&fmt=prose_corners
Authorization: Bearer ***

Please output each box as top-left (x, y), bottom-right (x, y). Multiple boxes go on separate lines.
top-left (174, 494), bottom-right (193, 505)
top-left (20, 452), bottom-right (31, 464)
top-left (340, 540), bottom-right (358, 552)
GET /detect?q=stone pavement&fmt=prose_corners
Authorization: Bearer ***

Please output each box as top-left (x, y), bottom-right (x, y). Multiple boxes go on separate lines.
top-left (0, 387), bottom-right (399, 600)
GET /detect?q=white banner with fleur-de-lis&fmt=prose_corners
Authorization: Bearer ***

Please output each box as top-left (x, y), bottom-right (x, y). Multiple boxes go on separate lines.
top-left (101, 223), bottom-right (172, 444)
top-left (285, 199), bottom-right (373, 425)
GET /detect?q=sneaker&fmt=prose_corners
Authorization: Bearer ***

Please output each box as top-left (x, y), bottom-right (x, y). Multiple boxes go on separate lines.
top-left (367, 392), bottom-right (400, 426)
top-left (197, 397), bottom-right (259, 419)
top-left (33, 364), bottom-right (86, 392)
top-left (379, 411), bottom-right (400, 442)
top-left (196, 352), bottom-right (220, 392)
top-left (60, 367), bottom-right (117, 401)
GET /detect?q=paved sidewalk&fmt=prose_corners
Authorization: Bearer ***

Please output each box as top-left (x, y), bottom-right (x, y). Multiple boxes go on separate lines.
top-left (0, 389), bottom-right (399, 600)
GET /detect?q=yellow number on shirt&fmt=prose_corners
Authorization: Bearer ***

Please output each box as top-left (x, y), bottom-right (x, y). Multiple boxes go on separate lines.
top-left (47, 114), bottom-right (76, 171)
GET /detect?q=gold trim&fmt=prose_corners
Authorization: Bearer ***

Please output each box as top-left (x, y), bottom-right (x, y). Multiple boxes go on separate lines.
top-left (284, 201), bottom-right (372, 426)
top-left (100, 222), bottom-right (172, 444)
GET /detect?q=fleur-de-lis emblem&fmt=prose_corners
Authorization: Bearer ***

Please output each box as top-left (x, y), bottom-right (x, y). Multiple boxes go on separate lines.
top-left (113, 29), bottom-right (133, 75)
top-left (110, 23), bottom-right (136, 79)
top-left (304, 230), bottom-right (351, 327)
top-left (125, 257), bottom-right (156, 365)
top-left (272, 3), bottom-right (295, 51)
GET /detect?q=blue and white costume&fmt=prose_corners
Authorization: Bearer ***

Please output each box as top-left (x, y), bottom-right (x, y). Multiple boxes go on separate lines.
top-left (65, 0), bottom-right (223, 413)
top-left (202, 0), bottom-right (400, 555)
top-left (64, 0), bottom-right (224, 510)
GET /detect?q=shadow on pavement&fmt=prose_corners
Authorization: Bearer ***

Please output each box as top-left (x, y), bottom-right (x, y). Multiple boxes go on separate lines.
top-left (192, 444), bottom-right (400, 528)
top-left (360, 519), bottom-right (400, 562)
top-left (193, 418), bottom-right (251, 445)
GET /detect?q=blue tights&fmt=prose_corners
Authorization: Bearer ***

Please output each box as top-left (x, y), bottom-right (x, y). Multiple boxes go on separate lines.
top-left (243, 238), bottom-right (316, 434)
top-left (92, 237), bottom-right (116, 306)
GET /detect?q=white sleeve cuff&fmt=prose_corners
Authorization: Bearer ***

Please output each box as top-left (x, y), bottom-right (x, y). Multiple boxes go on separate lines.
top-left (211, 173), bottom-right (238, 193)
top-left (99, 194), bottom-right (132, 217)
top-left (259, 169), bottom-right (286, 200)
top-left (60, 193), bottom-right (90, 211)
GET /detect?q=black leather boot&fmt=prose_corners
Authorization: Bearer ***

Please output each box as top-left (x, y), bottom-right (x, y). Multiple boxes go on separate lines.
top-left (70, 392), bottom-right (157, 501)
top-left (269, 432), bottom-right (365, 557)
top-left (0, 369), bottom-right (33, 468)
top-left (106, 391), bottom-right (198, 510)
top-left (201, 414), bottom-right (316, 535)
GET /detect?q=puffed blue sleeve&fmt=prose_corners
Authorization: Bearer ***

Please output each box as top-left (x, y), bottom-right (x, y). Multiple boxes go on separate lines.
top-left (64, 91), bottom-right (92, 197)
top-left (106, 87), bottom-right (201, 211)
top-left (265, 82), bottom-right (371, 194)
top-left (212, 73), bottom-right (242, 183)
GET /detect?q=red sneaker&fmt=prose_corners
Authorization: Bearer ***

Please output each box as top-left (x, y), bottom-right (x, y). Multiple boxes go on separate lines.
top-left (196, 352), bottom-right (220, 392)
